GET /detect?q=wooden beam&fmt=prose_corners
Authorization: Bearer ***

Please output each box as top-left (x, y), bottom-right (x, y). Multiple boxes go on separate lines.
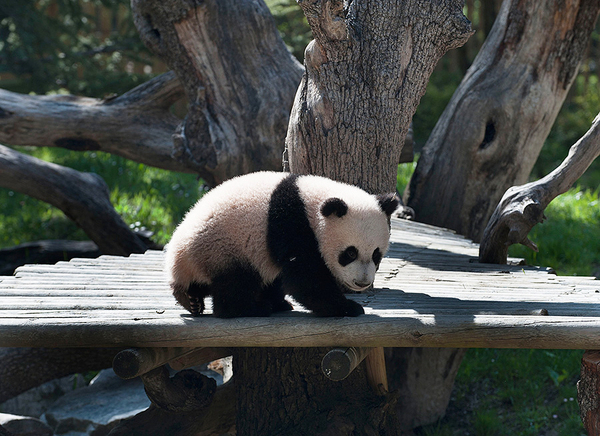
top-left (578, 350), bottom-right (600, 435)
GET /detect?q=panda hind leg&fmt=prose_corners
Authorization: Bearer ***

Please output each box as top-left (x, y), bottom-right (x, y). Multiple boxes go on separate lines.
top-left (263, 276), bottom-right (293, 313)
top-left (187, 282), bottom-right (209, 317)
top-left (210, 264), bottom-right (274, 318)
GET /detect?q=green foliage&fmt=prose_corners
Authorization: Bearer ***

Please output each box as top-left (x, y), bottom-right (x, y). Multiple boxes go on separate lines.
top-left (0, 147), bottom-right (202, 248)
top-left (420, 349), bottom-right (584, 435)
top-left (533, 74), bottom-right (600, 189)
top-left (0, 0), bottom-right (156, 96)
top-left (265, 0), bottom-right (311, 63)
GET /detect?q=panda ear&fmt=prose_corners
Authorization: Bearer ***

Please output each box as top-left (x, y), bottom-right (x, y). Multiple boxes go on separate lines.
top-left (377, 193), bottom-right (400, 217)
top-left (321, 198), bottom-right (348, 218)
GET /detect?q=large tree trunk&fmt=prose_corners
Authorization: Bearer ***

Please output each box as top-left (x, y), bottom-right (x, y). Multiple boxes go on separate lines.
top-left (235, 1), bottom-right (472, 433)
top-left (406, 0), bottom-right (600, 242)
top-left (131, 0), bottom-right (304, 186)
top-left (285, 0), bottom-right (472, 193)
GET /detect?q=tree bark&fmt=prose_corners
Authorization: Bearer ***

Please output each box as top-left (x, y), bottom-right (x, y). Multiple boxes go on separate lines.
top-left (235, 348), bottom-right (401, 435)
top-left (0, 347), bottom-right (121, 403)
top-left (480, 111), bottom-right (600, 264)
top-left (238, 1), bottom-right (473, 433)
top-left (0, 72), bottom-right (192, 174)
top-left (285, 0), bottom-right (473, 193)
top-left (406, 0), bottom-right (600, 242)
top-left (578, 351), bottom-right (600, 436)
top-left (131, 0), bottom-right (304, 186)
top-left (0, 145), bottom-right (147, 256)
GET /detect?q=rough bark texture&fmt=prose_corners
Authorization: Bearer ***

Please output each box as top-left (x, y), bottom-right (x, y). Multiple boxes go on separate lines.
top-left (279, 1), bottom-right (472, 432)
top-left (285, 0), bottom-right (473, 193)
top-left (578, 351), bottom-right (600, 436)
top-left (108, 382), bottom-right (235, 436)
top-left (385, 347), bottom-right (466, 431)
top-left (0, 145), bottom-right (147, 256)
top-left (131, 0), bottom-right (304, 186)
top-left (0, 347), bottom-right (121, 403)
top-left (480, 112), bottom-right (600, 264)
top-left (406, 0), bottom-right (600, 242)
top-left (234, 348), bottom-right (401, 435)
top-left (0, 72), bottom-right (191, 174)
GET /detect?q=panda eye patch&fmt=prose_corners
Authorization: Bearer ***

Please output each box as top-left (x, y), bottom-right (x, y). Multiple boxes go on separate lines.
top-left (372, 248), bottom-right (382, 266)
top-left (338, 246), bottom-right (358, 266)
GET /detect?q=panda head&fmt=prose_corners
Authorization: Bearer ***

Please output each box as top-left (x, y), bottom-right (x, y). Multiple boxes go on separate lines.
top-left (318, 193), bottom-right (399, 292)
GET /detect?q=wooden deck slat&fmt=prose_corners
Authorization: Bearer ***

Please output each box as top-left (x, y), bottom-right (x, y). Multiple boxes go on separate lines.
top-left (0, 217), bottom-right (598, 349)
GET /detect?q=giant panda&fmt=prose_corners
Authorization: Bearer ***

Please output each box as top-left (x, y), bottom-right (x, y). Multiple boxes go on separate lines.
top-left (165, 171), bottom-right (398, 318)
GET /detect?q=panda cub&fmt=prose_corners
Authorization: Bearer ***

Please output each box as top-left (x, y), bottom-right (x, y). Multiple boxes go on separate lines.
top-left (166, 171), bottom-right (398, 318)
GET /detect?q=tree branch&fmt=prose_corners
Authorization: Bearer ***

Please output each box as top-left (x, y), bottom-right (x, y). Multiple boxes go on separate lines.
top-left (131, 0), bottom-right (304, 185)
top-left (0, 145), bottom-right (147, 256)
top-left (479, 112), bottom-right (600, 264)
top-left (0, 72), bottom-right (196, 174)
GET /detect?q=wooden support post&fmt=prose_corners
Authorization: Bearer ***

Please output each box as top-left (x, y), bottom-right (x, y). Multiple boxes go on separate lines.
top-left (321, 346), bottom-right (389, 395)
top-left (113, 347), bottom-right (199, 379)
top-left (365, 346), bottom-right (389, 394)
top-left (168, 347), bottom-right (232, 371)
top-left (140, 365), bottom-right (217, 413)
top-left (578, 350), bottom-right (600, 436)
top-left (321, 347), bottom-right (372, 381)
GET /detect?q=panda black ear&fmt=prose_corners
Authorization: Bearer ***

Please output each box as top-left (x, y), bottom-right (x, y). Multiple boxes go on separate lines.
top-left (377, 193), bottom-right (400, 217)
top-left (321, 198), bottom-right (348, 218)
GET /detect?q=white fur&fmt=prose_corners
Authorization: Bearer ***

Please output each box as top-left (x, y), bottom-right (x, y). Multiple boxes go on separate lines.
top-left (166, 171), bottom-right (393, 306)
top-left (296, 176), bottom-right (391, 291)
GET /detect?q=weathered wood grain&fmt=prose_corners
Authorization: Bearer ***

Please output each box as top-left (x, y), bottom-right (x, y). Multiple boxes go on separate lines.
top-left (0, 218), bottom-right (597, 350)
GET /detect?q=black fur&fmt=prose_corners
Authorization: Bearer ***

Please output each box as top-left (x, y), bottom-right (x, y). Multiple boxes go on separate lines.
top-left (208, 262), bottom-right (292, 318)
top-left (266, 175), bottom-right (364, 317)
top-left (377, 193), bottom-right (400, 216)
top-left (321, 197), bottom-right (348, 218)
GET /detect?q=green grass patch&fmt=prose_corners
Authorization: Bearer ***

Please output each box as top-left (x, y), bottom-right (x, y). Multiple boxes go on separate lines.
top-left (0, 147), bottom-right (202, 248)
top-left (508, 187), bottom-right (600, 276)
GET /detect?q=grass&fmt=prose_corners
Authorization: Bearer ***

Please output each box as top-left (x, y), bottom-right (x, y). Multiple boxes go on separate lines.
top-left (1, 149), bottom-right (598, 435)
top-left (0, 147), bottom-right (203, 248)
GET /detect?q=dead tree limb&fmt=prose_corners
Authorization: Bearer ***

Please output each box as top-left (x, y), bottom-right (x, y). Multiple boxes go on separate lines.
top-left (480, 112), bottom-right (600, 264)
top-left (131, 0), bottom-right (304, 186)
top-left (0, 72), bottom-right (195, 174)
top-left (0, 145), bottom-right (147, 255)
top-left (0, 347), bottom-right (122, 403)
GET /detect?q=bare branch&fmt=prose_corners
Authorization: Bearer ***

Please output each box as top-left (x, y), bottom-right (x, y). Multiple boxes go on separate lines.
top-left (0, 145), bottom-right (147, 256)
top-left (479, 112), bottom-right (600, 264)
top-left (132, 0), bottom-right (304, 185)
top-left (0, 72), bottom-right (196, 174)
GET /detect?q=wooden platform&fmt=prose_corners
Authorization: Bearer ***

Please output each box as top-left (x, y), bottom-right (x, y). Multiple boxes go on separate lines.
top-left (0, 217), bottom-right (598, 350)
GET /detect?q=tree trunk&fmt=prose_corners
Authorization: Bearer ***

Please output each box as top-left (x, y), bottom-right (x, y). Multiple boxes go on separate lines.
top-left (235, 1), bottom-right (472, 433)
top-left (406, 0), bottom-right (600, 242)
top-left (578, 351), bottom-right (600, 436)
top-left (131, 0), bottom-right (304, 186)
top-left (285, 0), bottom-right (472, 193)
top-left (234, 348), bottom-right (401, 435)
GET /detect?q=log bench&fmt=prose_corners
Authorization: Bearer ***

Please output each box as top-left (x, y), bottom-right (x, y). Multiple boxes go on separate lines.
top-left (0, 217), bottom-right (599, 434)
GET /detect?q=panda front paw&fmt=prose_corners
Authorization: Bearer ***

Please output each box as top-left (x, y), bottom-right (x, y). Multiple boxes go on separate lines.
top-left (344, 299), bottom-right (365, 317)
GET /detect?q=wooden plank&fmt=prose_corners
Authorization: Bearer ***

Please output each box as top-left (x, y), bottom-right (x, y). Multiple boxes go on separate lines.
top-left (0, 217), bottom-right (598, 350)
top-left (0, 313), bottom-right (599, 349)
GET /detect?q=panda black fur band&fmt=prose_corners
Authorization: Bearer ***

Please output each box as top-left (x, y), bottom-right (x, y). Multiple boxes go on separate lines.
top-left (165, 171), bottom-right (399, 318)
